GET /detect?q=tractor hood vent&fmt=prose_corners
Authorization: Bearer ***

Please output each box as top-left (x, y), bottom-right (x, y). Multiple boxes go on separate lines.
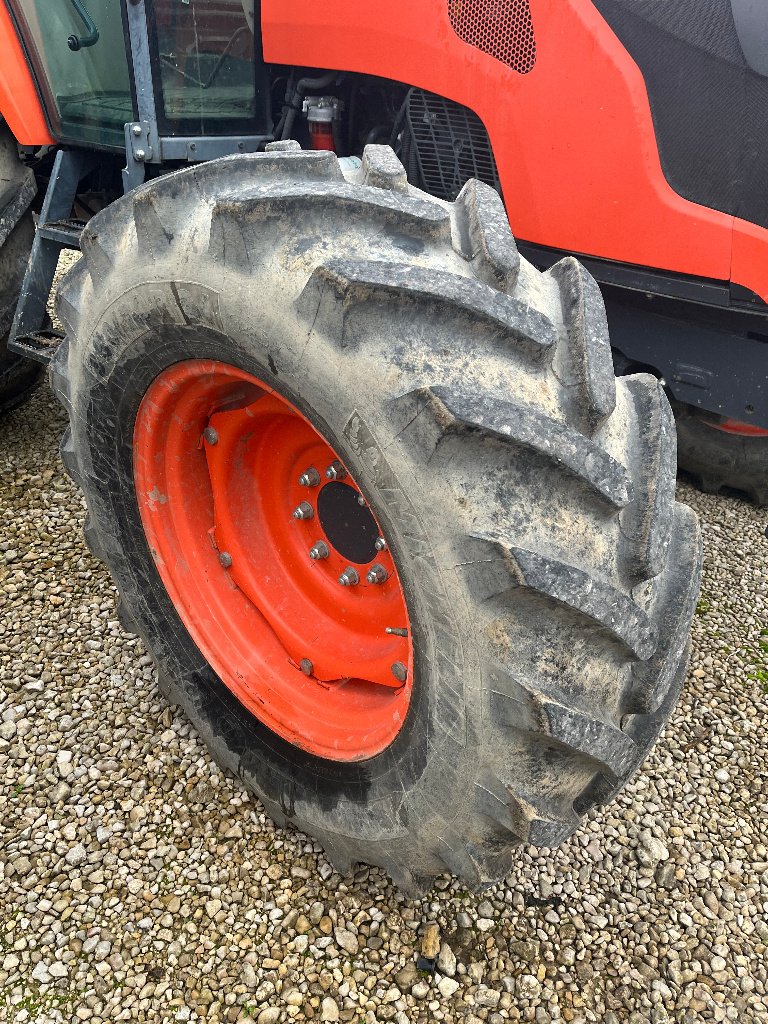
top-left (448, 0), bottom-right (537, 74)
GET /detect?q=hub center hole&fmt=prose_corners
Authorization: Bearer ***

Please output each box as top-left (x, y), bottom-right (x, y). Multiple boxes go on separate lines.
top-left (317, 482), bottom-right (379, 564)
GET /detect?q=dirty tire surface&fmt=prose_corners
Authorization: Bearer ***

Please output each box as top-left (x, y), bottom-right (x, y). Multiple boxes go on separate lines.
top-left (48, 146), bottom-right (701, 892)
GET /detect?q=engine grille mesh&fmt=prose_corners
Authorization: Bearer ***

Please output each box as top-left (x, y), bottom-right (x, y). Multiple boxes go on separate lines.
top-left (448, 0), bottom-right (537, 74)
top-left (401, 89), bottom-right (501, 202)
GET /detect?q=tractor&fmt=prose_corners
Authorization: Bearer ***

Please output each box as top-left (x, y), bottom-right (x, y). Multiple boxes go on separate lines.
top-left (0, 0), bottom-right (718, 892)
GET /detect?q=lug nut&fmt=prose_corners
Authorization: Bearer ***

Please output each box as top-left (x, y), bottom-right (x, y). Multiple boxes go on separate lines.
top-left (391, 661), bottom-right (408, 682)
top-left (299, 466), bottom-right (321, 487)
top-left (203, 426), bottom-right (218, 445)
top-left (325, 460), bottom-right (347, 481)
top-left (219, 551), bottom-right (233, 568)
top-left (292, 501), bottom-right (314, 520)
top-left (309, 541), bottom-right (330, 560)
top-left (366, 563), bottom-right (387, 585)
top-left (374, 537), bottom-right (387, 552)
top-left (338, 567), bottom-right (360, 586)
top-left (300, 658), bottom-right (313, 676)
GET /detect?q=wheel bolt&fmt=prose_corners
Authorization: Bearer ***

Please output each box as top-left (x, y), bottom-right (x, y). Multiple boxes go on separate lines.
top-left (292, 501), bottom-right (314, 520)
top-left (325, 460), bottom-right (347, 481)
top-left (391, 661), bottom-right (408, 682)
top-left (203, 426), bottom-right (218, 445)
top-left (300, 658), bottom-right (313, 676)
top-left (374, 537), bottom-right (387, 552)
top-left (366, 563), bottom-right (387, 584)
top-left (219, 551), bottom-right (233, 568)
top-left (299, 466), bottom-right (321, 487)
top-left (309, 541), bottom-right (329, 560)
top-left (338, 567), bottom-right (360, 586)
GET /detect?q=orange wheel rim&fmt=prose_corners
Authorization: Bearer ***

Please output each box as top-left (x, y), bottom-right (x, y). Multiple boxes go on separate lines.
top-left (133, 360), bottom-right (412, 760)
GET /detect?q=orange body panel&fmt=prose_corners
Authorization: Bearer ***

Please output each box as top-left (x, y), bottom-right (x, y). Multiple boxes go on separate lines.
top-left (0, 4), bottom-right (52, 145)
top-left (262, 0), bottom-right (768, 302)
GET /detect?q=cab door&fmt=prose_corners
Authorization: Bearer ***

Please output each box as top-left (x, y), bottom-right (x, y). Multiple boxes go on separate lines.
top-left (7, 0), bottom-right (134, 148)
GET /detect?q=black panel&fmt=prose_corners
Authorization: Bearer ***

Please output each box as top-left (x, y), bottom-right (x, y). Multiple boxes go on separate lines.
top-left (594, 1), bottom-right (768, 229)
top-left (604, 288), bottom-right (768, 426)
top-left (518, 242), bottom-right (768, 426)
top-left (518, 240), bottom-right (768, 311)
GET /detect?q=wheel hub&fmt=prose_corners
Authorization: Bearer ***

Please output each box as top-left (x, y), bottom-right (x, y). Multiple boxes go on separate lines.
top-left (133, 360), bottom-right (412, 761)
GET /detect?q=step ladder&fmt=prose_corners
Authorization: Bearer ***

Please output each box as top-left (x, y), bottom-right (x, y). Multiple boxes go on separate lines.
top-left (8, 149), bottom-right (97, 366)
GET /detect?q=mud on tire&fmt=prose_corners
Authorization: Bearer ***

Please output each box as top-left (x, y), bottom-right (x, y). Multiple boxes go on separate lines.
top-left (49, 145), bottom-right (702, 892)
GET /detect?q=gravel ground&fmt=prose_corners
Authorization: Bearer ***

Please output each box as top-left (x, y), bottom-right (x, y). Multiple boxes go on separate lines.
top-left (1, 379), bottom-right (766, 1024)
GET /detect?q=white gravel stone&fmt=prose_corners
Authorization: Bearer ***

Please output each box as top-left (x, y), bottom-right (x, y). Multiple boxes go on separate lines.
top-left (334, 926), bottom-right (358, 954)
top-left (638, 831), bottom-right (670, 865)
top-left (320, 996), bottom-right (339, 1021)
top-left (411, 980), bottom-right (430, 999)
top-left (437, 941), bottom-right (457, 977)
top-left (31, 961), bottom-right (51, 983)
top-left (0, 720), bottom-right (16, 740)
top-left (518, 975), bottom-right (541, 999)
top-left (438, 976), bottom-right (460, 998)
top-left (64, 843), bottom-right (87, 867)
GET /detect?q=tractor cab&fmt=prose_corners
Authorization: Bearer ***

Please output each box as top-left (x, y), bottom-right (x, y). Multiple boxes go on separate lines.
top-left (8, 1), bottom-right (269, 174)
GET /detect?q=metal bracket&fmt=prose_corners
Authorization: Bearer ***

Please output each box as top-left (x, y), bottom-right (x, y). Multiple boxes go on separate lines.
top-left (123, 0), bottom-right (159, 193)
top-left (161, 135), bottom-right (268, 162)
top-left (123, 120), bottom-right (158, 192)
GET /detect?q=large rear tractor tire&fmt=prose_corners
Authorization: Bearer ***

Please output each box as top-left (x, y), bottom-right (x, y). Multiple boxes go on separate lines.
top-left (674, 402), bottom-right (768, 507)
top-left (0, 125), bottom-right (40, 414)
top-left (49, 145), bottom-right (701, 892)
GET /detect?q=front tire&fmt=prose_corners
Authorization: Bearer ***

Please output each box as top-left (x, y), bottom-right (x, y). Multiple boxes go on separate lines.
top-left (50, 146), bottom-right (701, 891)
